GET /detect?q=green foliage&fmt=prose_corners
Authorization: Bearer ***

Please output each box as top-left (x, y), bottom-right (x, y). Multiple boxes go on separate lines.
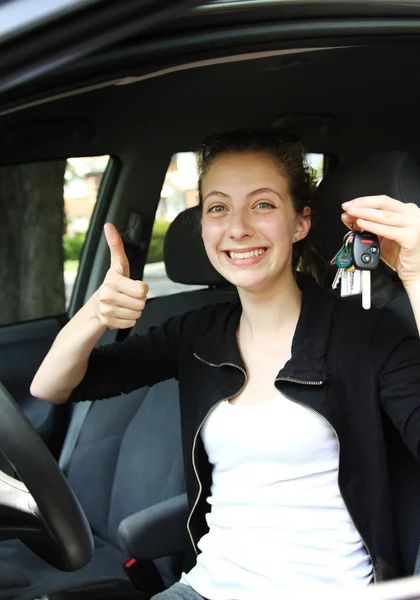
top-left (63, 232), bottom-right (86, 261)
top-left (146, 220), bottom-right (171, 263)
top-left (63, 220), bottom-right (171, 265)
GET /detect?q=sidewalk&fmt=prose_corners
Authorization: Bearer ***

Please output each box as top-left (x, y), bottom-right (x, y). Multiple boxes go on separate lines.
top-left (143, 262), bottom-right (205, 298)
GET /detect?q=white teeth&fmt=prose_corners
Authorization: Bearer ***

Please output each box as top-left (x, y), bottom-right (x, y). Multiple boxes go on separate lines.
top-left (229, 249), bottom-right (266, 259)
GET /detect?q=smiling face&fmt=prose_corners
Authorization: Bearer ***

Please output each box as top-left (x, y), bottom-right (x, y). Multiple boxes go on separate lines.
top-left (201, 152), bottom-right (310, 294)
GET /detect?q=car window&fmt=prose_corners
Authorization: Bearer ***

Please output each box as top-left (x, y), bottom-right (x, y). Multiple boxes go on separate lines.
top-left (144, 152), bottom-right (205, 298)
top-left (0, 155), bottom-right (109, 326)
top-left (307, 153), bottom-right (324, 185)
top-left (144, 151), bottom-right (324, 298)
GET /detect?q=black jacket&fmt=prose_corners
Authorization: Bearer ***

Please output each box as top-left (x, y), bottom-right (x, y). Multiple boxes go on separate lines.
top-left (71, 275), bottom-right (420, 582)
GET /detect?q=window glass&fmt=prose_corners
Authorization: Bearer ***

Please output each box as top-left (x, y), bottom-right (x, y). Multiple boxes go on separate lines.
top-left (144, 152), bottom-right (202, 299)
top-left (144, 151), bottom-right (324, 298)
top-left (0, 155), bottom-right (109, 326)
top-left (63, 156), bottom-right (109, 305)
top-left (307, 153), bottom-right (324, 185)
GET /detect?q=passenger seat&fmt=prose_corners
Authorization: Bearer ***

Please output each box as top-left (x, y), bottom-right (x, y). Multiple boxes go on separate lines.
top-left (0, 207), bottom-right (236, 600)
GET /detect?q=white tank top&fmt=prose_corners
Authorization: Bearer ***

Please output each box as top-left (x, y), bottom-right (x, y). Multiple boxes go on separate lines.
top-left (181, 391), bottom-right (373, 600)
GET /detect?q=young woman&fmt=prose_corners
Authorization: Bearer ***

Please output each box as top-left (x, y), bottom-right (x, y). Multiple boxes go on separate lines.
top-left (31, 129), bottom-right (420, 600)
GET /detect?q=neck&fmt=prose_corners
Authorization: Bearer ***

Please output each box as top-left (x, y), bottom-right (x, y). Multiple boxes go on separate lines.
top-left (238, 270), bottom-right (303, 343)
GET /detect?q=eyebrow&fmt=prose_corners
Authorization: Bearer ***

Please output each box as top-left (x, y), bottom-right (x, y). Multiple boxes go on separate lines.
top-left (248, 188), bottom-right (283, 201)
top-left (203, 187), bottom-right (283, 202)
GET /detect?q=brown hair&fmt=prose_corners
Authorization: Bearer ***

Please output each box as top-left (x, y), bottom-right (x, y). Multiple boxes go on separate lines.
top-left (196, 127), bottom-right (326, 282)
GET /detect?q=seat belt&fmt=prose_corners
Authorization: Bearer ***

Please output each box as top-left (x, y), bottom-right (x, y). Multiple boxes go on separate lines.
top-left (58, 401), bottom-right (92, 474)
top-left (58, 329), bottom-right (116, 473)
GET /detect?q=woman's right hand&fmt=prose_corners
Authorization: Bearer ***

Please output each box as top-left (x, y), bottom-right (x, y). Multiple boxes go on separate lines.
top-left (95, 223), bottom-right (148, 330)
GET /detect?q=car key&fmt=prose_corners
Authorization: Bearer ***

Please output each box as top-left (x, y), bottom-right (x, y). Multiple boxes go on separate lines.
top-left (340, 263), bottom-right (362, 298)
top-left (330, 232), bottom-right (354, 266)
top-left (351, 231), bottom-right (381, 309)
top-left (330, 231), bottom-right (354, 292)
top-left (331, 232), bottom-right (354, 290)
top-left (332, 246), bottom-right (353, 289)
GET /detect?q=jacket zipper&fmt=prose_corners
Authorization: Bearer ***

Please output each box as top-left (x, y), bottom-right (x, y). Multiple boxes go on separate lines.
top-left (187, 354), bottom-right (247, 554)
top-left (276, 376), bottom-right (377, 583)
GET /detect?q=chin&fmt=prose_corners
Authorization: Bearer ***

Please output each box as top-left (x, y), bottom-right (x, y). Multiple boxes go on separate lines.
top-left (227, 275), bottom-right (269, 293)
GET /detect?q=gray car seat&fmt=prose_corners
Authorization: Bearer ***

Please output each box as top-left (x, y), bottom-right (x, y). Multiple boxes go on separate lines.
top-left (0, 207), bottom-right (235, 600)
top-left (313, 151), bottom-right (420, 576)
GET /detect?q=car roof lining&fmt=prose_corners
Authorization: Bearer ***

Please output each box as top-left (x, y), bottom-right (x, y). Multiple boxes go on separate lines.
top-left (2, 10), bottom-right (420, 113)
top-left (1, 43), bottom-right (419, 157)
top-left (0, 46), bottom-right (337, 121)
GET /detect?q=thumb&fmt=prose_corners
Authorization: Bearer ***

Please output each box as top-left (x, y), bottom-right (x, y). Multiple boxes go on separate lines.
top-left (104, 223), bottom-right (130, 277)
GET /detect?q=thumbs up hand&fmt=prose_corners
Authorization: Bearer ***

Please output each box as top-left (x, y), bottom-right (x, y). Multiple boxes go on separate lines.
top-left (95, 223), bottom-right (148, 330)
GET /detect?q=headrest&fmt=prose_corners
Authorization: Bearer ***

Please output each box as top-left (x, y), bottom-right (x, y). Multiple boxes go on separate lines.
top-left (164, 206), bottom-right (227, 286)
top-left (312, 152), bottom-right (420, 266)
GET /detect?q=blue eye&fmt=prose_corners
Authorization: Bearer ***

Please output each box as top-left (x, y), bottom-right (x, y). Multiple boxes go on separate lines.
top-left (256, 202), bottom-right (275, 209)
top-left (208, 205), bottom-right (226, 213)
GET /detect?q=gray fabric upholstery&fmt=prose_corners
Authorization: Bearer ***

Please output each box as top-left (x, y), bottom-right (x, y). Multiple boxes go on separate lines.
top-left (164, 206), bottom-right (227, 286)
top-left (118, 493), bottom-right (189, 560)
top-left (0, 538), bottom-right (134, 600)
top-left (0, 210), bottom-right (236, 599)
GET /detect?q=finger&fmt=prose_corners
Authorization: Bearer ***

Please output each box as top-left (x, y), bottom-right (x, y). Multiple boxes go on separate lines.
top-left (100, 289), bottom-right (146, 312)
top-left (342, 213), bottom-right (388, 242)
top-left (99, 280), bottom-right (147, 310)
top-left (341, 213), bottom-right (355, 230)
top-left (116, 276), bottom-right (149, 299)
top-left (341, 213), bottom-right (368, 232)
top-left (104, 223), bottom-right (130, 276)
top-left (343, 206), bottom-right (409, 228)
top-left (342, 195), bottom-right (407, 212)
top-left (351, 218), bottom-right (406, 243)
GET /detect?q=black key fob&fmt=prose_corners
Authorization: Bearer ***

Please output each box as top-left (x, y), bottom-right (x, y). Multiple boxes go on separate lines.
top-left (351, 232), bottom-right (380, 270)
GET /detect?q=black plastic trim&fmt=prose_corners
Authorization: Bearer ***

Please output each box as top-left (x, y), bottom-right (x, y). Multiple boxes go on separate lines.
top-left (2, 17), bottom-right (420, 116)
top-left (0, 0), bottom-right (205, 94)
top-left (69, 155), bottom-right (122, 315)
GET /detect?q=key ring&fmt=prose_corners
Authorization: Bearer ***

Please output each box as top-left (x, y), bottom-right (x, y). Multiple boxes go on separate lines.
top-left (343, 231), bottom-right (354, 248)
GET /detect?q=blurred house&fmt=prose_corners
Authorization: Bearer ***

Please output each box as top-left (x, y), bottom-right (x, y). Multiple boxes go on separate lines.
top-left (156, 152), bottom-right (199, 222)
top-left (64, 156), bottom-right (109, 235)
top-left (63, 153), bottom-right (199, 235)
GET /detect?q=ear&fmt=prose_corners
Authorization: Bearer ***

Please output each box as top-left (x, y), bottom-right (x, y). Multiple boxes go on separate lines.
top-left (294, 206), bottom-right (311, 242)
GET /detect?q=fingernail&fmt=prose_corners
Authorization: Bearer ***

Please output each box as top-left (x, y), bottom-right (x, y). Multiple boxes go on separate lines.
top-left (342, 201), bottom-right (352, 208)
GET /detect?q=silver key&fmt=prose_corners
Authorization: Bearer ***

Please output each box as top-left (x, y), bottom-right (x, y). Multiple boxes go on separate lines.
top-left (341, 267), bottom-right (362, 297)
top-left (332, 268), bottom-right (343, 289)
top-left (330, 231), bottom-right (354, 266)
top-left (361, 270), bottom-right (371, 310)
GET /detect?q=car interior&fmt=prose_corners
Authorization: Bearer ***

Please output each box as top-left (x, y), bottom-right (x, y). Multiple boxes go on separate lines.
top-left (3, 2), bottom-right (420, 599)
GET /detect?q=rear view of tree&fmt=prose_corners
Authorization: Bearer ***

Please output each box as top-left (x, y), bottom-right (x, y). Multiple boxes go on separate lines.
top-left (0, 161), bottom-right (66, 325)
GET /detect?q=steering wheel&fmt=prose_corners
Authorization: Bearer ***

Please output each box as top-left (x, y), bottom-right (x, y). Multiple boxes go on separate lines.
top-left (0, 382), bottom-right (93, 571)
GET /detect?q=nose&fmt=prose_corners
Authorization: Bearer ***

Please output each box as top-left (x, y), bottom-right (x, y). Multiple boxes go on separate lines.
top-left (227, 207), bottom-right (254, 241)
